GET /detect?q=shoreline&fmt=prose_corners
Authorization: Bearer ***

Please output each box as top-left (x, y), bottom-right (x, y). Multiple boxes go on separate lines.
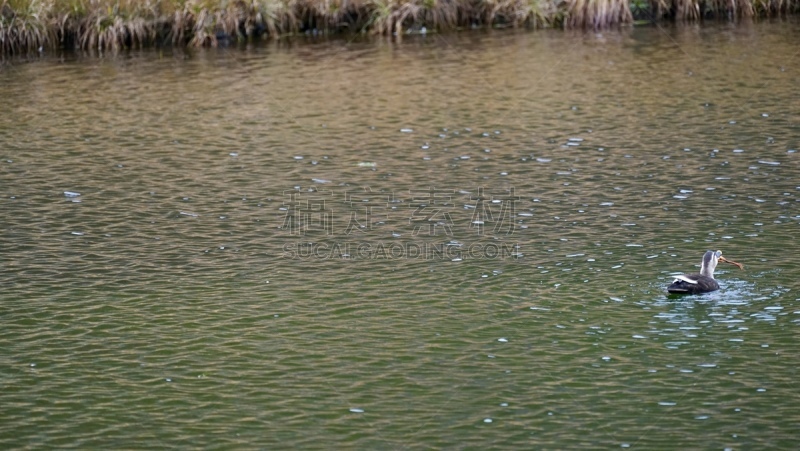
top-left (1, 0), bottom-right (798, 56)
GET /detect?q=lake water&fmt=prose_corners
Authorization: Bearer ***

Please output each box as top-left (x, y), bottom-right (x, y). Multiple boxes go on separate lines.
top-left (1, 20), bottom-right (799, 449)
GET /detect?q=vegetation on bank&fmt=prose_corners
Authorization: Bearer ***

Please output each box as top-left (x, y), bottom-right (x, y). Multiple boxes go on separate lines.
top-left (1, 0), bottom-right (798, 54)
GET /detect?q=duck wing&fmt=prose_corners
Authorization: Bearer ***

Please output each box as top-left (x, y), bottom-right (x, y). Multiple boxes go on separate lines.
top-left (673, 275), bottom-right (698, 285)
top-left (667, 273), bottom-right (719, 294)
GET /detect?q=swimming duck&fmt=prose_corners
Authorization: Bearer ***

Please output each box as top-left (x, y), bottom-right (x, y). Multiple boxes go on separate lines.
top-left (667, 250), bottom-right (744, 294)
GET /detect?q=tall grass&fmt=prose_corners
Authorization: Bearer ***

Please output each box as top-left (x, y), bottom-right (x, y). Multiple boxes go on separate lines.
top-left (481, 0), bottom-right (555, 28)
top-left (1, 0), bottom-right (798, 54)
top-left (565, 0), bottom-right (632, 28)
top-left (1, 0), bottom-right (57, 54)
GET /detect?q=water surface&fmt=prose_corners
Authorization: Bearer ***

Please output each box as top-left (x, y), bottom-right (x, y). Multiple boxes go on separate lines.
top-left (1, 21), bottom-right (799, 449)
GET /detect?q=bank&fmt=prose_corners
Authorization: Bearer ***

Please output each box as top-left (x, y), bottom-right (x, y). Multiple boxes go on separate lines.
top-left (1, 0), bottom-right (798, 55)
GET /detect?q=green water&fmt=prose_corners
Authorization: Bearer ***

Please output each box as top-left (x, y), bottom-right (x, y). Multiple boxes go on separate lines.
top-left (1, 21), bottom-right (799, 449)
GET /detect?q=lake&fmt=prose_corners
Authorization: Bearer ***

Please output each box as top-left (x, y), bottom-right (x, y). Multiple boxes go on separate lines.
top-left (1, 20), bottom-right (799, 449)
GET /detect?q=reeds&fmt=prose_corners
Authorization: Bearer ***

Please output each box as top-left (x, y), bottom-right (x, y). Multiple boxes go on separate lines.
top-left (1, 0), bottom-right (57, 54)
top-left (481, 0), bottom-right (555, 28)
top-left (565, 0), bottom-right (632, 28)
top-left (1, 0), bottom-right (798, 55)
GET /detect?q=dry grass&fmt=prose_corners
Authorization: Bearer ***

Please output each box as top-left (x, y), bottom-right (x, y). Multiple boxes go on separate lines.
top-left (296, 0), bottom-right (365, 31)
top-left (363, 0), bottom-right (423, 35)
top-left (650, 0), bottom-right (797, 19)
top-left (565, 0), bottom-right (632, 28)
top-left (481, 0), bottom-right (555, 28)
top-left (1, 0), bottom-right (798, 54)
top-left (1, 0), bottom-right (57, 54)
top-left (70, 0), bottom-right (161, 50)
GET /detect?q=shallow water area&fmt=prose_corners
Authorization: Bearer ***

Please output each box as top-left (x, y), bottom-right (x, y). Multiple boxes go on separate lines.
top-left (1, 21), bottom-right (800, 449)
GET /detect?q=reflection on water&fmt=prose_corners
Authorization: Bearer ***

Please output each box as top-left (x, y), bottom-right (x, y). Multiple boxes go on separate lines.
top-left (1, 21), bottom-right (799, 449)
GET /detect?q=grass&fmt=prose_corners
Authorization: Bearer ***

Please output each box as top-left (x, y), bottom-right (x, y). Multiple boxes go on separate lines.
top-left (0, 0), bottom-right (798, 54)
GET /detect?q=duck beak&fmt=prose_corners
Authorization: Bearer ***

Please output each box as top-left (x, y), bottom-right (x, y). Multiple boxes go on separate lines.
top-left (719, 256), bottom-right (745, 270)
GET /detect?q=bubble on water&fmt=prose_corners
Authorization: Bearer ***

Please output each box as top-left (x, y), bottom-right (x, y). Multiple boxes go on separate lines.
top-left (400, 128), bottom-right (413, 133)
top-left (497, 338), bottom-right (508, 343)
top-left (484, 418), bottom-right (493, 423)
top-left (349, 408), bottom-right (364, 413)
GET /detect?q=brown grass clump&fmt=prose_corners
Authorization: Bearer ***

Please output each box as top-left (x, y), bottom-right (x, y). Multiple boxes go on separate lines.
top-left (650, 0), bottom-right (797, 20)
top-left (1, 0), bottom-right (799, 55)
top-left (70, 0), bottom-right (161, 50)
top-left (294, 0), bottom-right (365, 31)
top-left (181, 0), bottom-right (299, 46)
top-left (363, 0), bottom-right (420, 35)
top-left (565, 0), bottom-right (632, 28)
top-left (1, 0), bottom-right (56, 54)
top-left (360, 0), bottom-right (471, 36)
top-left (418, 0), bottom-right (464, 30)
top-left (481, 0), bottom-right (555, 28)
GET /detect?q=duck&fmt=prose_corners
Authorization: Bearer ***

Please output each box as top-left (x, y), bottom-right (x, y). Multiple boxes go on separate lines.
top-left (667, 250), bottom-right (744, 294)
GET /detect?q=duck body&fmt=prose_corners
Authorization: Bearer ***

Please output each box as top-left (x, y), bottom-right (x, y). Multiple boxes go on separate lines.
top-left (667, 273), bottom-right (720, 294)
top-left (667, 250), bottom-right (732, 295)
